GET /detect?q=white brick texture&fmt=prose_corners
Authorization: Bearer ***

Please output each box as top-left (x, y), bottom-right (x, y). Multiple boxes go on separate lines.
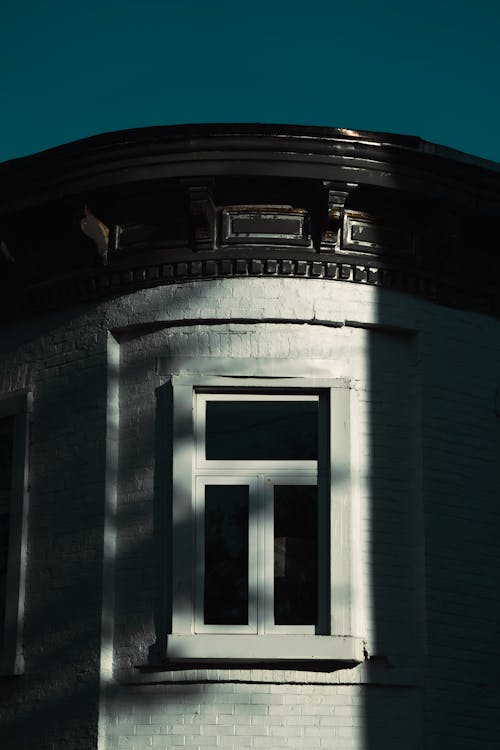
top-left (0, 277), bottom-right (497, 750)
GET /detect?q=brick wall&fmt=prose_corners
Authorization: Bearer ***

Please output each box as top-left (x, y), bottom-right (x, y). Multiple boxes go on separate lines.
top-left (0, 277), bottom-right (498, 749)
top-left (0, 316), bottom-right (109, 749)
top-left (106, 683), bottom-right (364, 749)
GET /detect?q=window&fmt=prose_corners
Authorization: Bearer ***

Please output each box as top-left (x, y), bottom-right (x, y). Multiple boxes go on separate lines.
top-left (165, 377), bottom-right (363, 663)
top-left (0, 390), bottom-right (31, 675)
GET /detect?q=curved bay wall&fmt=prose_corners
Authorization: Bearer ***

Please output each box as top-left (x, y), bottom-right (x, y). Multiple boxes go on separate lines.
top-left (1, 126), bottom-right (499, 749)
top-left (0, 275), bottom-right (498, 749)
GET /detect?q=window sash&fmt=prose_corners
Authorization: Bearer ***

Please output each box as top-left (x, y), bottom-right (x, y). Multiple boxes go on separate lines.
top-left (194, 475), bottom-right (258, 634)
top-left (194, 473), bottom-right (318, 635)
top-left (195, 392), bottom-right (319, 472)
top-left (262, 475), bottom-right (317, 635)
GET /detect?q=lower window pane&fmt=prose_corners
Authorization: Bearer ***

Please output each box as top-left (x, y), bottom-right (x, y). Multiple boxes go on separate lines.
top-left (274, 484), bottom-right (317, 625)
top-left (204, 485), bottom-right (249, 625)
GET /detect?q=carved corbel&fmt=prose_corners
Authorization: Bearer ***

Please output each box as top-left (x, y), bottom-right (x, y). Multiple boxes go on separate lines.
top-left (80, 205), bottom-right (109, 265)
top-left (320, 181), bottom-right (358, 251)
top-left (183, 180), bottom-right (216, 251)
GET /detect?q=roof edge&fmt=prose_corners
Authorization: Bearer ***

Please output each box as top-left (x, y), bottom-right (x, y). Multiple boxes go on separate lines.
top-left (1, 123), bottom-right (499, 174)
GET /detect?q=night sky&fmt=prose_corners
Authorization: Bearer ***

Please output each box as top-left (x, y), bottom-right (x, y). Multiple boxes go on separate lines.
top-left (1, 0), bottom-right (499, 163)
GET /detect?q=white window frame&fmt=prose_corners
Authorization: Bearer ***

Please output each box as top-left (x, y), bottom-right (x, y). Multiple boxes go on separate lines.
top-left (0, 389), bottom-right (31, 676)
top-left (195, 392), bottom-right (319, 473)
top-left (261, 474), bottom-right (318, 635)
top-left (166, 376), bottom-right (364, 663)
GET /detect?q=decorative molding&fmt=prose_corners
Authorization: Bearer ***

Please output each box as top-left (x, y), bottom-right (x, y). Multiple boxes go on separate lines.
top-left (0, 125), bottom-right (499, 321)
top-left (184, 181), bottom-right (216, 252)
top-left (113, 221), bottom-right (185, 254)
top-left (341, 210), bottom-right (414, 258)
top-left (321, 181), bottom-right (357, 252)
top-left (221, 206), bottom-right (311, 248)
top-left (2, 252), bottom-right (498, 321)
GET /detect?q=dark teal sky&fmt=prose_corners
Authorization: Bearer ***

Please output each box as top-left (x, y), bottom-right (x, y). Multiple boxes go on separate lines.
top-left (1, 0), bottom-right (499, 163)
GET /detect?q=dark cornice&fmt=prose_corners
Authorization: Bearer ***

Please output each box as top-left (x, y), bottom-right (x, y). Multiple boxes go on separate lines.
top-left (2, 124), bottom-right (500, 214)
top-left (0, 124), bottom-right (499, 321)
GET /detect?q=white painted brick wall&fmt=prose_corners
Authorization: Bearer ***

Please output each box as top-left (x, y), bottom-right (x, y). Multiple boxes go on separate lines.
top-left (104, 683), bottom-right (375, 750)
top-left (0, 277), bottom-right (498, 750)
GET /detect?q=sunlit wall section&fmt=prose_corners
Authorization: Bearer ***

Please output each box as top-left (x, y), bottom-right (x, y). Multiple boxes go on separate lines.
top-left (101, 276), bottom-right (424, 750)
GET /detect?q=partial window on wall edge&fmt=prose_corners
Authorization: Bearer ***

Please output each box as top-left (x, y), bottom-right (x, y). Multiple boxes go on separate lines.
top-left (0, 390), bottom-right (31, 676)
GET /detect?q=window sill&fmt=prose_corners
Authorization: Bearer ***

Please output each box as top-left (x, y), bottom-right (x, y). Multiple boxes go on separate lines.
top-left (116, 657), bottom-right (421, 687)
top-left (165, 634), bottom-right (365, 663)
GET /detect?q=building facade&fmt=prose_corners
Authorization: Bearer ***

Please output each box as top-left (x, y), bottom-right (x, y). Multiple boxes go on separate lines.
top-left (0, 125), bottom-right (499, 749)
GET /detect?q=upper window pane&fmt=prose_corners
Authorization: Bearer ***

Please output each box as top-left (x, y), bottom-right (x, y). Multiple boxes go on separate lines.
top-left (205, 399), bottom-right (318, 460)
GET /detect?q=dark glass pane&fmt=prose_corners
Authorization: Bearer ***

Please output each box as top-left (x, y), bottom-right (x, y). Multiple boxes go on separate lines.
top-left (204, 485), bottom-right (249, 625)
top-left (206, 400), bottom-right (317, 460)
top-left (274, 485), bottom-right (317, 625)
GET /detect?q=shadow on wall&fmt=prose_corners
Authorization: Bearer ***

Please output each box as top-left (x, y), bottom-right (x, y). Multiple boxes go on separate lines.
top-left (366, 288), bottom-right (500, 748)
top-left (0, 315), bottom-right (110, 750)
top-left (1, 240), bottom-right (499, 750)
top-left (364, 327), bottom-right (424, 749)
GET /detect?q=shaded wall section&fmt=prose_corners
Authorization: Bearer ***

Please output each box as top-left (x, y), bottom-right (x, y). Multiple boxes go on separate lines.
top-left (0, 309), bottom-right (110, 750)
top-left (366, 284), bottom-right (500, 749)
